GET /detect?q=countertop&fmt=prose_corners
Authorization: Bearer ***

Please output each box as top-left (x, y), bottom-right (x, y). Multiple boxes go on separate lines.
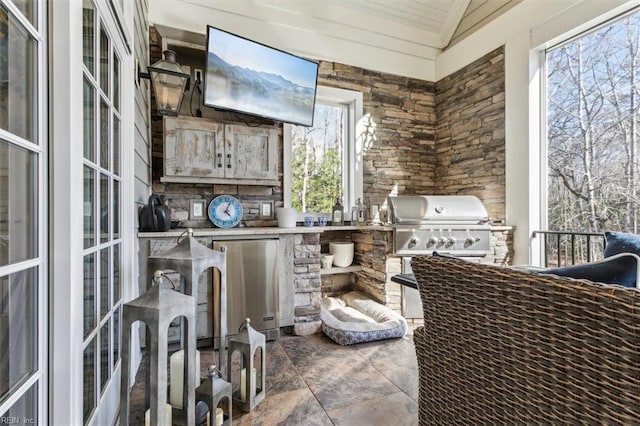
top-left (138, 224), bottom-right (513, 238)
top-left (138, 224), bottom-right (395, 238)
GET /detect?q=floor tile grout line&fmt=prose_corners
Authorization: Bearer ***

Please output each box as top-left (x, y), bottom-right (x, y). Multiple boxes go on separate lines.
top-left (282, 337), bottom-right (410, 423)
top-left (278, 339), bottom-right (337, 425)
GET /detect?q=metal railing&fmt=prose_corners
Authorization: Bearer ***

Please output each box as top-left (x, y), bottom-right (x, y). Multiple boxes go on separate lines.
top-left (531, 230), bottom-right (606, 267)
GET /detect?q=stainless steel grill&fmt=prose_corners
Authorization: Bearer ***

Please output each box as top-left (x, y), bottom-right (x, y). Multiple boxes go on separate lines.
top-left (388, 195), bottom-right (492, 319)
top-left (388, 195), bottom-right (491, 257)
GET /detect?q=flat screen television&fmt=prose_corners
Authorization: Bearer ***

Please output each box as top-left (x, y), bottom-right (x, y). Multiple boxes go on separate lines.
top-left (204, 25), bottom-right (319, 127)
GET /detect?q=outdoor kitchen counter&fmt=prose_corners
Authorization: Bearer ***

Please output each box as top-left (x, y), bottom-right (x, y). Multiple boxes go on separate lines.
top-left (138, 224), bottom-right (395, 238)
top-left (138, 224), bottom-right (509, 238)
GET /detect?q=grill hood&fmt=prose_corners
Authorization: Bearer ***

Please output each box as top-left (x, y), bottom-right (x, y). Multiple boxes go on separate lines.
top-left (388, 195), bottom-right (490, 225)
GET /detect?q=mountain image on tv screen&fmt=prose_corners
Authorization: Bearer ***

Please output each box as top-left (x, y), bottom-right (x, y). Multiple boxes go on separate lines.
top-left (204, 26), bottom-right (319, 126)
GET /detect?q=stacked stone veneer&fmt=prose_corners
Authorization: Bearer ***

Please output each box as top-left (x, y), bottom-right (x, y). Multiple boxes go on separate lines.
top-left (308, 227), bottom-right (514, 331)
top-left (149, 27), bottom-right (505, 225)
top-left (292, 233), bottom-right (322, 335)
top-left (148, 26), bottom-right (440, 227)
top-left (146, 26), bottom-right (512, 332)
top-left (435, 46), bottom-right (506, 220)
top-left (317, 62), bottom-right (438, 211)
top-left (148, 25), bottom-right (506, 224)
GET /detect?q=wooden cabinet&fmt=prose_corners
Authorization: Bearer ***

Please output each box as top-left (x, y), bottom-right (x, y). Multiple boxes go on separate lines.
top-left (161, 116), bottom-right (278, 185)
top-left (224, 124), bottom-right (278, 181)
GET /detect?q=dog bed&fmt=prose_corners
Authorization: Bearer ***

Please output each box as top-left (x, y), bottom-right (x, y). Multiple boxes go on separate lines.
top-left (320, 291), bottom-right (408, 345)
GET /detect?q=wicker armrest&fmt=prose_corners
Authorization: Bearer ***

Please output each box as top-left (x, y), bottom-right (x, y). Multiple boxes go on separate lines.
top-left (411, 255), bottom-right (640, 425)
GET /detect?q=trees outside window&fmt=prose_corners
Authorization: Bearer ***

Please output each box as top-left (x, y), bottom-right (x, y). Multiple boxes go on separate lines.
top-left (547, 10), bottom-right (640, 236)
top-left (284, 85), bottom-right (362, 219)
top-left (290, 103), bottom-right (345, 214)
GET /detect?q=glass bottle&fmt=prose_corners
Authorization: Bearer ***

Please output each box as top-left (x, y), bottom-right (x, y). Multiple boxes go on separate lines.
top-left (351, 198), bottom-right (360, 225)
top-left (332, 198), bottom-right (344, 226)
top-left (357, 199), bottom-right (367, 224)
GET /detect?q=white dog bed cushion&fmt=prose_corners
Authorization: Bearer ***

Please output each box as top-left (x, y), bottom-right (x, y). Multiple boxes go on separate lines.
top-left (320, 291), bottom-right (408, 345)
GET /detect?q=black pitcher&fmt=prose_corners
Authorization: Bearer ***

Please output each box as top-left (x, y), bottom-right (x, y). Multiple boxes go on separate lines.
top-left (139, 194), bottom-right (171, 232)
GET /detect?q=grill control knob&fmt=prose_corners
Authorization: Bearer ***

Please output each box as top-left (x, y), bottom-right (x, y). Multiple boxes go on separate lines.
top-left (437, 237), bottom-right (447, 247)
top-left (464, 237), bottom-right (481, 247)
top-left (446, 237), bottom-right (457, 247)
top-left (408, 236), bottom-right (420, 248)
top-left (427, 237), bottom-right (438, 247)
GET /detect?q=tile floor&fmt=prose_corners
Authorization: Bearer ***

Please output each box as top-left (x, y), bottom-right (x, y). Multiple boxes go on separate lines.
top-left (126, 331), bottom-right (419, 425)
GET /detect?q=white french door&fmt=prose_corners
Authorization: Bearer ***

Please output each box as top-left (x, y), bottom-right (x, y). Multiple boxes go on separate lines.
top-left (0, 0), bottom-right (46, 423)
top-left (51, 0), bottom-right (132, 424)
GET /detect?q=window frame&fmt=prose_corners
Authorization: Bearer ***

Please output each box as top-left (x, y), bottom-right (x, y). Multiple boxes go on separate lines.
top-left (537, 5), bottom-right (640, 265)
top-left (0, 0), bottom-right (47, 422)
top-left (283, 85), bottom-right (363, 220)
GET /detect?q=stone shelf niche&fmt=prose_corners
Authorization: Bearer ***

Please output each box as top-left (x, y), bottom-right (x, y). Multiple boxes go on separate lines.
top-left (320, 265), bottom-right (363, 276)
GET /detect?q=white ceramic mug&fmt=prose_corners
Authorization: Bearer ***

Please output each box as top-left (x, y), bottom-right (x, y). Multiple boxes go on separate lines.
top-left (329, 242), bottom-right (354, 267)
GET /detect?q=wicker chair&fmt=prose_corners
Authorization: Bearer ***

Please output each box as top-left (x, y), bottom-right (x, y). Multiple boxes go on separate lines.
top-left (411, 255), bottom-right (640, 425)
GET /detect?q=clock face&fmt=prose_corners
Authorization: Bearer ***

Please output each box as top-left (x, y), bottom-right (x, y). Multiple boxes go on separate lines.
top-left (208, 195), bottom-right (243, 228)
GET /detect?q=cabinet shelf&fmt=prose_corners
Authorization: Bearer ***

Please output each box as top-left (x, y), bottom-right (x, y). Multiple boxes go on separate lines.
top-left (320, 265), bottom-right (362, 276)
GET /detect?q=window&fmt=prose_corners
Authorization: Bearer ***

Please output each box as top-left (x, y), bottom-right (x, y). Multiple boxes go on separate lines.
top-left (284, 86), bottom-right (363, 218)
top-left (81, 0), bottom-right (122, 422)
top-left (543, 8), bottom-right (640, 265)
top-left (0, 0), bottom-right (45, 422)
top-left (546, 9), bottom-right (640, 235)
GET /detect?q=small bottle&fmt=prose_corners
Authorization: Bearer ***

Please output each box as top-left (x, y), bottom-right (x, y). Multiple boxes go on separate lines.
top-left (357, 200), bottom-right (367, 224)
top-left (351, 198), bottom-right (361, 225)
top-left (332, 198), bottom-right (344, 226)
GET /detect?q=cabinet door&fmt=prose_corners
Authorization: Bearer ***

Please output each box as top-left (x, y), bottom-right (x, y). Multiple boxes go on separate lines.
top-left (164, 116), bottom-right (225, 179)
top-left (224, 124), bottom-right (278, 180)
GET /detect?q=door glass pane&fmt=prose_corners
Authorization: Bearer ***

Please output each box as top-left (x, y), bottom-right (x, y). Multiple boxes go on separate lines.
top-left (99, 27), bottom-right (109, 94)
top-left (113, 307), bottom-right (119, 368)
top-left (100, 247), bottom-right (109, 319)
top-left (112, 243), bottom-right (120, 304)
top-left (2, 382), bottom-right (37, 424)
top-left (113, 52), bottom-right (120, 112)
top-left (82, 0), bottom-right (94, 75)
top-left (99, 173), bottom-right (109, 243)
top-left (0, 139), bottom-right (37, 267)
top-left (0, 268), bottom-right (37, 403)
top-left (83, 253), bottom-right (95, 338)
top-left (83, 166), bottom-right (95, 248)
top-left (113, 116), bottom-right (120, 176)
top-left (0, 4), bottom-right (36, 142)
top-left (83, 78), bottom-right (95, 161)
top-left (100, 319), bottom-right (110, 393)
top-left (13, 1), bottom-right (36, 28)
top-left (83, 337), bottom-right (96, 424)
top-left (113, 180), bottom-right (119, 239)
top-left (100, 98), bottom-right (109, 169)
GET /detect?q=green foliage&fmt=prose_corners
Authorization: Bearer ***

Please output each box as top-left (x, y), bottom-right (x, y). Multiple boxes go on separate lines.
top-left (291, 135), bottom-right (342, 213)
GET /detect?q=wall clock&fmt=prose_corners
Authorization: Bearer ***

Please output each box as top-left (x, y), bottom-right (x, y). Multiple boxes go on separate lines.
top-left (208, 195), bottom-right (243, 228)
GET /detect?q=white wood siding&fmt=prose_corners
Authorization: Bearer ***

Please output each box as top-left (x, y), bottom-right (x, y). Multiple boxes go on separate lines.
top-left (448, 0), bottom-right (523, 49)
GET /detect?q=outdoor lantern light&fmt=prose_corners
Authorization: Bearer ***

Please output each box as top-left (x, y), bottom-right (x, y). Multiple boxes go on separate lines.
top-left (139, 50), bottom-right (190, 116)
top-left (227, 318), bottom-right (266, 412)
top-left (120, 271), bottom-right (197, 426)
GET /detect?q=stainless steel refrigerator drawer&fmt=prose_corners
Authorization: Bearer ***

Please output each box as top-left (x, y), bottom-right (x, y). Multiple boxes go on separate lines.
top-left (213, 239), bottom-right (279, 341)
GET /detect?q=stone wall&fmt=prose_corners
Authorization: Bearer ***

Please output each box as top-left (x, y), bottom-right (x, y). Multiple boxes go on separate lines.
top-left (149, 26), bottom-right (438, 224)
top-left (292, 233), bottom-right (322, 335)
top-left (149, 27), bottom-right (506, 226)
top-left (148, 27), bottom-right (283, 228)
top-left (145, 26), bottom-right (511, 332)
top-left (435, 46), bottom-right (506, 221)
top-left (317, 62), bottom-right (437, 211)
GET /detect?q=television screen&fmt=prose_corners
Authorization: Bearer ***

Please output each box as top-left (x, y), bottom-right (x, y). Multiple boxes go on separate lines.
top-left (204, 25), bottom-right (319, 127)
